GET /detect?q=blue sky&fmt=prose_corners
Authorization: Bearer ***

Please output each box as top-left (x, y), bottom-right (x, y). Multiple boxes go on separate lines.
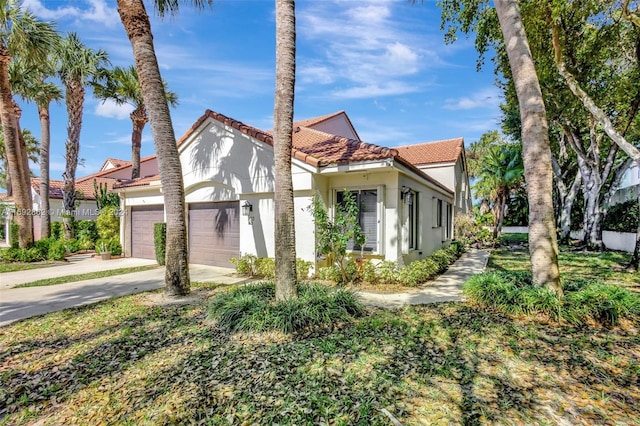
top-left (17, 0), bottom-right (502, 181)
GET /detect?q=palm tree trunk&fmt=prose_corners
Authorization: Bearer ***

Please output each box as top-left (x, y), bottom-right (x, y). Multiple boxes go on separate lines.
top-left (495, 0), bottom-right (562, 295)
top-left (0, 45), bottom-right (33, 248)
top-left (117, 0), bottom-right (190, 296)
top-left (62, 80), bottom-right (84, 240)
top-left (38, 103), bottom-right (51, 239)
top-left (273, 0), bottom-right (297, 301)
top-left (130, 106), bottom-right (147, 179)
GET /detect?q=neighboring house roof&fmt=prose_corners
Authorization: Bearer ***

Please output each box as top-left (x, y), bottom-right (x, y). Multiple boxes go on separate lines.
top-left (100, 157), bottom-right (131, 171)
top-left (293, 111), bottom-right (345, 128)
top-left (117, 109), bottom-right (453, 195)
top-left (31, 176), bottom-right (118, 201)
top-left (395, 138), bottom-right (464, 166)
top-left (85, 155), bottom-right (157, 181)
top-left (0, 192), bottom-right (12, 203)
top-left (114, 174), bottom-right (160, 189)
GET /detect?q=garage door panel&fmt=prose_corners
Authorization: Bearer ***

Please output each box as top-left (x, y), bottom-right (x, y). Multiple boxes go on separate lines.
top-left (131, 206), bottom-right (164, 259)
top-left (189, 201), bottom-right (239, 267)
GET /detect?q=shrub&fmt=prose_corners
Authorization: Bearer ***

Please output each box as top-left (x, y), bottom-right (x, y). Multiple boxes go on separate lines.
top-left (153, 223), bottom-right (166, 266)
top-left (33, 238), bottom-right (54, 259)
top-left (96, 206), bottom-right (120, 240)
top-left (296, 259), bottom-right (313, 281)
top-left (51, 222), bottom-right (63, 240)
top-left (48, 240), bottom-right (67, 261)
top-left (0, 248), bottom-right (19, 262)
top-left (397, 258), bottom-right (439, 287)
top-left (454, 212), bottom-right (496, 248)
top-left (375, 261), bottom-right (400, 284)
top-left (603, 199), bottom-right (638, 233)
top-left (230, 254), bottom-right (259, 276)
top-left (208, 281), bottom-right (365, 333)
top-left (563, 283), bottom-right (640, 326)
top-left (64, 239), bottom-right (81, 254)
top-left (95, 238), bottom-right (121, 256)
top-left (256, 257), bottom-right (275, 279)
top-left (464, 271), bottom-right (640, 326)
top-left (75, 220), bottom-right (98, 243)
top-left (9, 221), bottom-right (19, 249)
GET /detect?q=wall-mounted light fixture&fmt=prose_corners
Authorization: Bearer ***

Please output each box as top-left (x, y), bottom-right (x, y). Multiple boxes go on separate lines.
top-left (242, 200), bottom-right (254, 225)
top-left (401, 186), bottom-right (413, 205)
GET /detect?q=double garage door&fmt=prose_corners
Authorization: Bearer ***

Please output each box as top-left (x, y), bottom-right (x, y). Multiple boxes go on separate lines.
top-left (130, 202), bottom-right (239, 267)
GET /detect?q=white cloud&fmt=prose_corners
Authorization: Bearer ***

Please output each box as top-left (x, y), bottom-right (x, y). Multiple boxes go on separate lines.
top-left (332, 82), bottom-right (418, 99)
top-left (297, 0), bottom-right (442, 99)
top-left (443, 87), bottom-right (502, 110)
top-left (24, 0), bottom-right (119, 27)
top-left (94, 99), bottom-right (134, 120)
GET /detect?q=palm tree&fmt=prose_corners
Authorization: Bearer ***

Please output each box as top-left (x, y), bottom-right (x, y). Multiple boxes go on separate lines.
top-left (0, 127), bottom-right (39, 187)
top-left (10, 55), bottom-right (62, 239)
top-left (494, 0), bottom-right (562, 295)
top-left (273, 0), bottom-right (297, 301)
top-left (474, 144), bottom-right (523, 238)
top-left (0, 0), bottom-right (56, 247)
top-left (116, 0), bottom-right (211, 296)
top-left (93, 65), bottom-right (178, 179)
top-left (57, 33), bottom-right (109, 239)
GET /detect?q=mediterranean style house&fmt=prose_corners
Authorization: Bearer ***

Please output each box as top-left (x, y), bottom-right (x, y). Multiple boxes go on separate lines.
top-left (111, 109), bottom-right (472, 268)
top-left (3, 110), bottom-right (472, 269)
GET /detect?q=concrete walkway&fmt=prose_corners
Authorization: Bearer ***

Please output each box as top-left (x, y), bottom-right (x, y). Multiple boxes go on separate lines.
top-left (0, 261), bottom-right (249, 327)
top-left (357, 249), bottom-right (490, 308)
top-left (0, 249), bottom-right (490, 327)
top-left (0, 254), bottom-right (157, 289)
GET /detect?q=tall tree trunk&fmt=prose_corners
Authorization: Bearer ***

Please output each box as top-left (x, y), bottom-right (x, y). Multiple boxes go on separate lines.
top-left (130, 105), bottom-right (147, 179)
top-left (552, 156), bottom-right (581, 244)
top-left (631, 191), bottom-right (640, 271)
top-left (493, 191), bottom-right (507, 239)
top-left (273, 0), bottom-right (297, 301)
top-left (117, 0), bottom-right (190, 296)
top-left (0, 45), bottom-right (33, 248)
top-left (495, 0), bottom-right (562, 295)
top-left (38, 103), bottom-right (51, 239)
top-left (62, 80), bottom-right (84, 240)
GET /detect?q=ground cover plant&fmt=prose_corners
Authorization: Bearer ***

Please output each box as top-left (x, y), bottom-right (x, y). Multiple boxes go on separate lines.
top-left (1, 281), bottom-right (638, 425)
top-left (208, 281), bottom-right (365, 333)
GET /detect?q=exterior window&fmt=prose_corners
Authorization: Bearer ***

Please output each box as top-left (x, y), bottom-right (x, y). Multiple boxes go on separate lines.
top-left (433, 198), bottom-right (443, 228)
top-left (408, 191), bottom-right (418, 249)
top-left (445, 203), bottom-right (452, 240)
top-left (336, 189), bottom-right (377, 252)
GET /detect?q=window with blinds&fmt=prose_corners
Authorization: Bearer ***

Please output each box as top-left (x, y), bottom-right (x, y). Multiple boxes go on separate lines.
top-left (336, 189), bottom-right (377, 252)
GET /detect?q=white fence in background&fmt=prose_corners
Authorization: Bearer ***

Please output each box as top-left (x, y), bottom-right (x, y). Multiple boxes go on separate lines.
top-left (570, 230), bottom-right (636, 253)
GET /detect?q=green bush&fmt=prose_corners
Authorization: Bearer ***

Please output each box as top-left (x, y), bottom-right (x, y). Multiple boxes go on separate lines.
top-left (51, 222), bottom-right (62, 240)
top-left (9, 221), bottom-right (19, 249)
top-left (208, 281), bottom-right (365, 333)
top-left (603, 199), bottom-right (638, 233)
top-left (48, 240), bottom-right (67, 261)
top-left (154, 223), bottom-right (166, 266)
top-left (95, 238), bottom-right (122, 256)
top-left (563, 283), bottom-right (640, 326)
top-left (397, 258), bottom-right (440, 287)
top-left (296, 259), bottom-right (313, 281)
top-left (96, 206), bottom-right (120, 240)
top-left (454, 212), bottom-right (496, 248)
top-left (230, 254), bottom-right (259, 276)
top-left (75, 220), bottom-right (98, 242)
top-left (464, 271), bottom-right (640, 326)
top-left (256, 257), bottom-right (275, 279)
top-left (64, 239), bottom-right (81, 254)
top-left (33, 238), bottom-right (54, 259)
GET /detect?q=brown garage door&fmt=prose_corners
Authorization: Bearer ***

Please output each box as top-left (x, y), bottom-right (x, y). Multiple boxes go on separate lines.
top-left (131, 205), bottom-right (164, 259)
top-left (189, 201), bottom-right (240, 267)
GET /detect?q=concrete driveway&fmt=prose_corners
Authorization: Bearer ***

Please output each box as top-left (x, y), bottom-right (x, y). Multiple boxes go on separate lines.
top-left (0, 255), bottom-right (248, 327)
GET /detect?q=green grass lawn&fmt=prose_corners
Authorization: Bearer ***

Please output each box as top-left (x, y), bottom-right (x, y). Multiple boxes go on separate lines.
top-left (0, 262), bottom-right (60, 273)
top-left (1, 252), bottom-right (638, 425)
top-left (13, 265), bottom-right (159, 288)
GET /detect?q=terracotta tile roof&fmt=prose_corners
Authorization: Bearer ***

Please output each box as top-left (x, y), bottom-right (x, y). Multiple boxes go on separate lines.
top-left (113, 174), bottom-right (160, 189)
top-left (395, 138), bottom-right (464, 166)
top-left (0, 192), bottom-right (12, 203)
top-left (101, 157), bottom-right (131, 170)
top-left (291, 127), bottom-right (398, 167)
top-left (32, 177), bottom-right (118, 200)
top-left (82, 155), bottom-right (157, 181)
top-left (125, 109), bottom-right (452, 195)
top-left (293, 111), bottom-right (345, 129)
